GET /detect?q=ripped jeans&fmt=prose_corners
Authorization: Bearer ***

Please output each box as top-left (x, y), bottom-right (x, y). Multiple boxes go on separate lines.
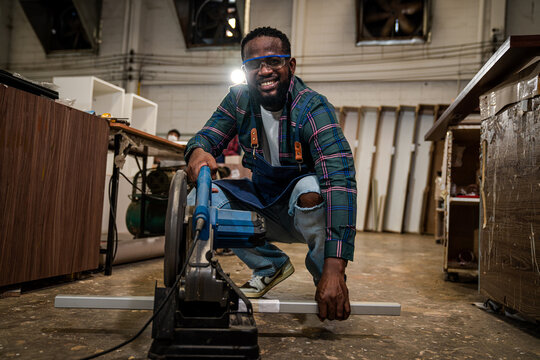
top-left (186, 175), bottom-right (325, 284)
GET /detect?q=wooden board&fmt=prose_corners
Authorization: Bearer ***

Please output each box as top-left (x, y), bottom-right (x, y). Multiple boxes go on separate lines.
top-left (366, 107), bottom-right (397, 232)
top-left (0, 85), bottom-right (109, 287)
top-left (403, 107), bottom-right (434, 233)
top-left (383, 106), bottom-right (416, 233)
top-left (354, 107), bottom-right (379, 231)
top-left (340, 108), bottom-right (360, 156)
top-left (423, 105), bottom-right (448, 234)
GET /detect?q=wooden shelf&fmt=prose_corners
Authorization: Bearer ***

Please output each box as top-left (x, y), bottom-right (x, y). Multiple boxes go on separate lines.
top-left (442, 126), bottom-right (480, 279)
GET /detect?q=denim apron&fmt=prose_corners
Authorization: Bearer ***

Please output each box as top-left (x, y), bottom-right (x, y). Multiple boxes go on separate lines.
top-left (214, 91), bottom-right (318, 211)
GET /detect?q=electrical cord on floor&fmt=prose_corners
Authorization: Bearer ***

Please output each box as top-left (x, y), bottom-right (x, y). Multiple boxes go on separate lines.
top-left (79, 228), bottom-right (202, 360)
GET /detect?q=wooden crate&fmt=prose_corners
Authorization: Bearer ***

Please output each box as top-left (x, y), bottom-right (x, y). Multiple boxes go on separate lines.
top-left (0, 85), bottom-right (109, 287)
top-left (480, 96), bottom-right (540, 320)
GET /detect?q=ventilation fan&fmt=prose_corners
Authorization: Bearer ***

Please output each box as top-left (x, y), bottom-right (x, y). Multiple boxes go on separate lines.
top-left (357, 0), bottom-right (430, 45)
top-left (52, 4), bottom-right (90, 50)
top-left (19, 0), bottom-right (102, 53)
top-left (191, 0), bottom-right (242, 46)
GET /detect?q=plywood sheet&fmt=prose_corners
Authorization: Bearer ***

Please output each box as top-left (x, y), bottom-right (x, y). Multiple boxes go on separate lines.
top-left (383, 107), bottom-right (416, 233)
top-left (366, 107), bottom-right (397, 231)
top-left (355, 107), bottom-right (379, 231)
top-left (403, 108), bottom-right (434, 233)
top-left (423, 105), bottom-right (448, 234)
top-left (340, 108), bottom-right (360, 156)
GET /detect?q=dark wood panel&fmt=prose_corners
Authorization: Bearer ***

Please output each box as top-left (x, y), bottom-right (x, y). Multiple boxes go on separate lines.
top-left (480, 99), bottom-right (540, 320)
top-left (0, 85), bottom-right (109, 287)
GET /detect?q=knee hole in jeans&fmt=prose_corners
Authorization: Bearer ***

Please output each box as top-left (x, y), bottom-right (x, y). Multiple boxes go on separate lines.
top-left (297, 192), bottom-right (323, 208)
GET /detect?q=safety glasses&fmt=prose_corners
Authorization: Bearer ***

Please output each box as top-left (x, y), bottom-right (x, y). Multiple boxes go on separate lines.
top-left (241, 54), bottom-right (291, 72)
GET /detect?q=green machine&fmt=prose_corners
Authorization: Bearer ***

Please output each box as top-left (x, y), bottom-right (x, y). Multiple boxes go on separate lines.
top-left (126, 168), bottom-right (177, 237)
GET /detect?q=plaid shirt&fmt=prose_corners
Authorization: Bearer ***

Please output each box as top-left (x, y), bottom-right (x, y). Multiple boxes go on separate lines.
top-left (185, 76), bottom-right (356, 261)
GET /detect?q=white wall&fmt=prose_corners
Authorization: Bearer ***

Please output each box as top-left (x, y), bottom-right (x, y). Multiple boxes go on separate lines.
top-left (5, 0), bottom-right (533, 137)
top-left (506, 0), bottom-right (540, 36)
top-left (310, 80), bottom-right (461, 108)
top-left (143, 83), bottom-right (231, 139)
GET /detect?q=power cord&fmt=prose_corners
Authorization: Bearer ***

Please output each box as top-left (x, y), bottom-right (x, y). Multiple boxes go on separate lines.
top-left (119, 171), bottom-right (168, 201)
top-left (107, 175), bottom-right (119, 261)
top-left (79, 229), bottom-right (202, 360)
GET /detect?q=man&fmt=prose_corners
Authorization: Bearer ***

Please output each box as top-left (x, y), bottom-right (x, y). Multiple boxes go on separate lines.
top-left (185, 27), bottom-right (356, 321)
top-left (157, 129), bottom-right (183, 167)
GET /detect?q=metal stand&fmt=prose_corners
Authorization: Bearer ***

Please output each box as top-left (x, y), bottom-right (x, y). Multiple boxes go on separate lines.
top-left (104, 134), bottom-right (121, 276)
top-left (138, 147), bottom-right (148, 237)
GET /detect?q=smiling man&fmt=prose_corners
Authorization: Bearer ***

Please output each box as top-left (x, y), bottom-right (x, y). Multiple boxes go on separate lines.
top-left (185, 27), bottom-right (357, 321)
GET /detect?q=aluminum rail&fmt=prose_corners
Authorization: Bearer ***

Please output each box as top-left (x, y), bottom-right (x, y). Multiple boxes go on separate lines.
top-left (55, 295), bottom-right (400, 316)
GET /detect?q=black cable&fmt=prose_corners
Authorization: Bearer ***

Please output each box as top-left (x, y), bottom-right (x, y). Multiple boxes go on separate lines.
top-left (107, 174), bottom-right (119, 261)
top-left (134, 155), bottom-right (143, 173)
top-left (119, 171), bottom-right (167, 200)
top-left (79, 229), bottom-right (202, 360)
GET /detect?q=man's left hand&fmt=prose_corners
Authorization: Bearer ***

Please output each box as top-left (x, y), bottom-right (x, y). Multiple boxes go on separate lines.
top-left (315, 257), bottom-right (350, 321)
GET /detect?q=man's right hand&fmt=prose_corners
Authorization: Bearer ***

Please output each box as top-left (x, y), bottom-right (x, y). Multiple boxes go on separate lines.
top-left (186, 148), bottom-right (218, 183)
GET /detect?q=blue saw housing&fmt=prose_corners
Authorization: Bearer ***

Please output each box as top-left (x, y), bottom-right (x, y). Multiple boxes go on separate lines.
top-left (193, 166), bottom-right (266, 248)
top-left (212, 208), bottom-right (266, 248)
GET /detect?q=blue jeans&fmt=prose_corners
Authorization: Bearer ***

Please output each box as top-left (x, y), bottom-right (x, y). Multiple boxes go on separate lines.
top-left (186, 175), bottom-right (325, 284)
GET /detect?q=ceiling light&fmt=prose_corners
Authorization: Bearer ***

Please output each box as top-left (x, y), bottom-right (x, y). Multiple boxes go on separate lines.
top-left (230, 69), bottom-right (245, 84)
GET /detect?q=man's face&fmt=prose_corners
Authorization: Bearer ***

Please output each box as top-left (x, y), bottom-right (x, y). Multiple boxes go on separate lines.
top-left (243, 36), bottom-right (296, 111)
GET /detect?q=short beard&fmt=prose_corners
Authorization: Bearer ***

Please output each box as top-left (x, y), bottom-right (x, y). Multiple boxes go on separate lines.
top-left (252, 72), bottom-right (291, 111)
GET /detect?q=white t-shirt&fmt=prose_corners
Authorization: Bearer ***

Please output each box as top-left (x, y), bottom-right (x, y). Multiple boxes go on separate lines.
top-left (260, 105), bottom-right (282, 166)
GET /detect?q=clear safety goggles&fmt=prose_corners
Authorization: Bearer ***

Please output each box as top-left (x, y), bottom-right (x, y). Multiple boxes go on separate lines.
top-left (241, 54), bottom-right (291, 72)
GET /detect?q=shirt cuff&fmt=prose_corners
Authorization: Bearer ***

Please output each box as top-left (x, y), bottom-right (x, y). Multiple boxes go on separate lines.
top-left (324, 240), bottom-right (354, 261)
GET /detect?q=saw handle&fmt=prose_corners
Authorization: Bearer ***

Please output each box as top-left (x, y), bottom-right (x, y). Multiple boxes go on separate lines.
top-left (193, 165), bottom-right (212, 240)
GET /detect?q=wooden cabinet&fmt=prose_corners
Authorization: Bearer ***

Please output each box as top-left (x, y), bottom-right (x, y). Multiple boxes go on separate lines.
top-left (0, 85), bottom-right (109, 287)
top-left (442, 125), bottom-right (480, 280)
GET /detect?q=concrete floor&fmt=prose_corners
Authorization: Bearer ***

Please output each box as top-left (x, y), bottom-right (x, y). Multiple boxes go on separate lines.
top-left (1, 232), bottom-right (538, 359)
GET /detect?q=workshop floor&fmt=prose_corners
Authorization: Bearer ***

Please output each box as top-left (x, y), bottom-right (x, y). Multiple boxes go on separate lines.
top-left (1, 232), bottom-right (539, 360)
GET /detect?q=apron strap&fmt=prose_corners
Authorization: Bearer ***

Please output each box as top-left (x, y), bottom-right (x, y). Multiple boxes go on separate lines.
top-left (250, 128), bottom-right (259, 158)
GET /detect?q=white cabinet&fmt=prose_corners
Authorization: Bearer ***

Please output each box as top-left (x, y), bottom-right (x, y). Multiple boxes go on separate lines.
top-left (53, 76), bottom-right (125, 117)
top-left (124, 93), bottom-right (157, 134)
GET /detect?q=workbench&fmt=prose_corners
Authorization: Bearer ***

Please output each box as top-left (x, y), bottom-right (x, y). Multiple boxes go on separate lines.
top-left (103, 123), bottom-right (185, 275)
